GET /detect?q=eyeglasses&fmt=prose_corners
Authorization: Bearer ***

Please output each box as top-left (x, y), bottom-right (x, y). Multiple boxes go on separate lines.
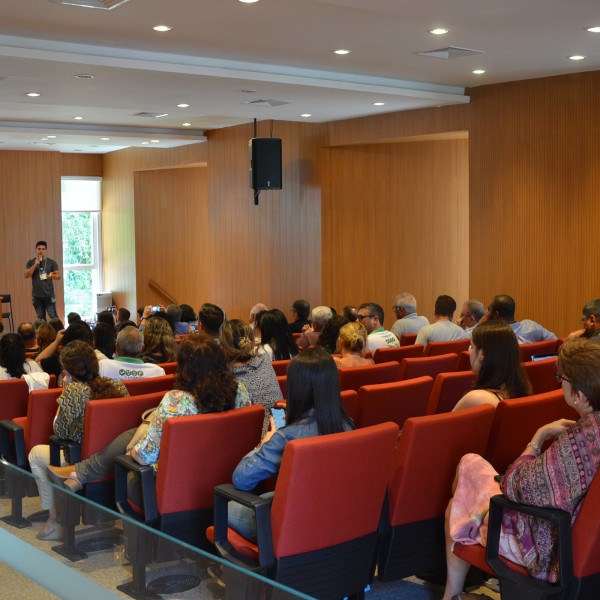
top-left (357, 314), bottom-right (373, 321)
top-left (555, 373), bottom-right (572, 384)
top-left (580, 315), bottom-right (594, 323)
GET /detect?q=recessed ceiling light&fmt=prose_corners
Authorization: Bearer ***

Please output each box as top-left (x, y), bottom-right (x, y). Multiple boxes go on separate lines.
top-left (239, 0), bottom-right (260, 3)
top-left (176, 103), bottom-right (190, 108)
top-left (586, 26), bottom-right (600, 33)
top-left (472, 69), bottom-right (486, 75)
top-left (101, 137), bottom-right (110, 141)
top-left (182, 122), bottom-right (192, 127)
top-left (150, 139), bottom-right (160, 143)
top-left (334, 49), bottom-right (351, 55)
top-left (569, 55), bottom-right (585, 61)
top-left (300, 113), bottom-right (312, 118)
top-left (40, 137), bottom-right (48, 141)
top-left (241, 89), bottom-right (257, 93)
top-left (141, 141), bottom-right (149, 145)
top-left (74, 116), bottom-right (84, 120)
top-left (372, 102), bottom-right (385, 106)
top-left (75, 74), bottom-right (94, 79)
top-left (429, 28), bottom-right (449, 35)
top-left (26, 92), bottom-right (41, 97)
top-left (153, 25), bottom-right (172, 32)
top-left (47, 135), bottom-right (57, 139)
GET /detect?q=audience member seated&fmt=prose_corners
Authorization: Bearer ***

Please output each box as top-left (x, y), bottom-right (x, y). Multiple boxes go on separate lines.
top-left (33, 323), bottom-right (57, 360)
top-left (342, 305), bottom-right (358, 322)
top-left (260, 309), bottom-right (300, 361)
top-left (333, 322), bottom-right (374, 368)
top-left (442, 338), bottom-right (600, 600)
top-left (358, 302), bottom-right (400, 353)
top-left (48, 336), bottom-right (250, 506)
top-left (166, 303), bottom-right (190, 336)
top-left (317, 315), bottom-right (348, 354)
top-left (249, 303), bottom-right (268, 332)
top-left (416, 295), bottom-right (469, 349)
top-left (452, 321), bottom-right (532, 412)
top-left (66, 312), bottom-right (82, 325)
top-left (228, 347), bottom-right (355, 541)
top-left (484, 294), bottom-right (557, 343)
top-left (48, 317), bottom-right (64, 332)
top-left (136, 307), bottom-right (144, 327)
top-left (29, 340), bottom-right (129, 540)
top-left (141, 315), bottom-right (176, 364)
top-left (97, 310), bottom-right (116, 329)
top-left (93, 322), bottom-right (115, 360)
top-left (179, 303), bottom-right (197, 331)
top-left (288, 299), bottom-right (311, 334)
top-left (391, 292), bottom-right (430, 339)
top-left (253, 309), bottom-right (268, 345)
top-left (0, 333), bottom-right (43, 380)
top-left (297, 305), bottom-right (333, 348)
top-left (99, 327), bottom-right (166, 381)
top-left (18, 321), bottom-right (40, 353)
top-left (220, 319), bottom-right (281, 437)
top-left (458, 299), bottom-right (485, 337)
top-left (115, 307), bottom-right (137, 332)
top-left (198, 303), bottom-right (225, 341)
top-left (567, 298), bottom-right (600, 345)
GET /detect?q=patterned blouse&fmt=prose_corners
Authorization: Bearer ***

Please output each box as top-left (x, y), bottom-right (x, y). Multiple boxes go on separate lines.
top-left (53, 378), bottom-right (130, 443)
top-left (501, 411), bottom-right (600, 581)
top-left (134, 382), bottom-right (250, 470)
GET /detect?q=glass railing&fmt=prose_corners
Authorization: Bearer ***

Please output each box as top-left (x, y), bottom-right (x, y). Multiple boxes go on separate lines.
top-left (0, 459), bottom-right (313, 599)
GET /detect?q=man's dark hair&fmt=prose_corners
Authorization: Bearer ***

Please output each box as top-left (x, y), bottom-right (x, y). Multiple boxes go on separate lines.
top-left (97, 310), bottom-right (115, 328)
top-left (582, 299), bottom-right (600, 319)
top-left (489, 294), bottom-right (516, 322)
top-left (342, 305), bottom-right (358, 322)
top-left (434, 295), bottom-right (457, 318)
top-left (117, 307), bottom-right (130, 322)
top-left (199, 303), bottom-right (225, 337)
top-left (35, 240), bottom-right (47, 249)
top-left (67, 312), bottom-right (82, 325)
top-left (292, 299), bottom-right (310, 321)
top-left (62, 321), bottom-right (93, 346)
top-left (17, 322), bottom-right (36, 342)
top-left (358, 302), bottom-right (385, 325)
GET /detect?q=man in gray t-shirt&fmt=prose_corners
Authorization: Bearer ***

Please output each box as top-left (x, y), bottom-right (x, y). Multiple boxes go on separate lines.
top-left (24, 240), bottom-right (61, 320)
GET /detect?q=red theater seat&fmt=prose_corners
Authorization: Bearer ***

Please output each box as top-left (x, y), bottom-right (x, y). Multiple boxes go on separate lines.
top-left (427, 371), bottom-right (476, 414)
top-left (398, 353), bottom-right (458, 381)
top-left (372, 344), bottom-right (425, 364)
top-left (338, 361), bottom-right (400, 392)
top-left (424, 339), bottom-right (471, 357)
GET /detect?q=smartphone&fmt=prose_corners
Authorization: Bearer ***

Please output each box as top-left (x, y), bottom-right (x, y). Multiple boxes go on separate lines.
top-left (270, 407), bottom-right (286, 429)
top-left (151, 306), bottom-right (160, 313)
top-left (107, 307), bottom-right (115, 313)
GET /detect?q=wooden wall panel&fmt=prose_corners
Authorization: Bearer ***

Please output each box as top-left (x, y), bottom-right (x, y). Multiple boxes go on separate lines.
top-left (61, 153), bottom-right (102, 177)
top-left (0, 151), bottom-right (63, 326)
top-left (322, 139), bottom-right (469, 324)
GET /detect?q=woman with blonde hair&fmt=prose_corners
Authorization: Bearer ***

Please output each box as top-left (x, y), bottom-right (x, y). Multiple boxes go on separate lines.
top-left (220, 319), bottom-right (282, 437)
top-left (334, 322), bottom-right (374, 368)
top-left (142, 315), bottom-right (176, 364)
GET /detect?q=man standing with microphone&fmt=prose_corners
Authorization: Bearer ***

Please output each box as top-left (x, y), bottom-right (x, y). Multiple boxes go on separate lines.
top-left (24, 240), bottom-right (61, 320)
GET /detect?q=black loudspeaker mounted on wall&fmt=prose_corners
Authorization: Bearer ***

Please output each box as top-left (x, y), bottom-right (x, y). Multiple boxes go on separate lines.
top-left (249, 137), bottom-right (282, 191)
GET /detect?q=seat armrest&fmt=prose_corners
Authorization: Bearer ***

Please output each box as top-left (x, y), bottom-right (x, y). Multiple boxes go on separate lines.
top-left (213, 483), bottom-right (274, 570)
top-left (114, 454), bottom-right (158, 526)
top-left (0, 420), bottom-right (26, 467)
top-left (49, 434), bottom-right (81, 465)
top-left (486, 494), bottom-right (574, 594)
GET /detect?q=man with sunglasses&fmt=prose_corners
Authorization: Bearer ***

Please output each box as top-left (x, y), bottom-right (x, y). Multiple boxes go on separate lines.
top-left (357, 302), bottom-right (399, 353)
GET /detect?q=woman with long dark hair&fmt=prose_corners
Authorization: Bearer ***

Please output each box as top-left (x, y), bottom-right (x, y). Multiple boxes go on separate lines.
top-left (452, 320), bottom-right (531, 411)
top-left (229, 347), bottom-right (354, 540)
top-left (0, 333), bottom-right (43, 379)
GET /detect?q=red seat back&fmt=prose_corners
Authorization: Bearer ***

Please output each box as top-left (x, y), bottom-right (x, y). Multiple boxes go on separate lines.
top-left (123, 374), bottom-right (174, 396)
top-left (0, 379), bottom-right (29, 420)
top-left (456, 351), bottom-right (472, 372)
top-left (521, 357), bottom-right (560, 395)
top-left (23, 388), bottom-right (63, 453)
top-left (400, 334), bottom-right (417, 346)
top-left (572, 472), bottom-right (600, 577)
top-left (388, 405), bottom-right (495, 527)
top-left (271, 422), bottom-right (398, 558)
top-left (156, 361), bottom-right (177, 375)
top-left (340, 390), bottom-right (359, 423)
top-left (355, 377), bottom-right (434, 429)
top-left (484, 390), bottom-right (579, 473)
top-left (427, 371), bottom-right (476, 414)
top-left (338, 361), bottom-right (400, 392)
top-left (519, 340), bottom-right (557, 362)
top-left (425, 339), bottom-right (471, 357)
top-left (372, 345), bottom-right (425, 364)
top-left (272, 360), bottom-right (291, 376)
top-left (398, 354), bottom-right (458, 381)
top-left (156, 404), bottom-right (264, 514)
top-left (81, 392), bottom-right (166, 458)
top-left (277, 375), bottom-right (287, 399)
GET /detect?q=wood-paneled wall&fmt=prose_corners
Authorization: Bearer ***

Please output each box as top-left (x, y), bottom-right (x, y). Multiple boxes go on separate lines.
top-left (322, 139), bottom-right (469, 324)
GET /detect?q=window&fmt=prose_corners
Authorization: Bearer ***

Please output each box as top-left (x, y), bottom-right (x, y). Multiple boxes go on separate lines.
top-left (61, 177), bottom-right (103, 320)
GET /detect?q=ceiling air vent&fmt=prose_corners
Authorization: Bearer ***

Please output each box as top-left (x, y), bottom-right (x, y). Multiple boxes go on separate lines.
top-left (243, 99), bottom-right (292, 107)
top-left (50, 0), bottom-right (130, 9)
top-left (417, 47), bottom-right (484, 59)
top-left (132, 112), bottom-right (169, 118)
